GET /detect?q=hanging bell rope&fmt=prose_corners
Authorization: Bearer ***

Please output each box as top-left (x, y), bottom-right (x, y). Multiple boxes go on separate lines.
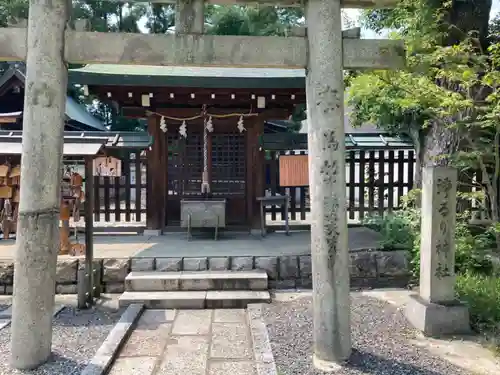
top-left (201, 114), bottom-right (210, 194)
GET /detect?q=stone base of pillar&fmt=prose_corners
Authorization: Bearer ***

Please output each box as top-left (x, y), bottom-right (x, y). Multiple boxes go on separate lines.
top-left (143, 229), bottom-right (163, 236)
top-left (404, 294), bottom-right (470, 336)
top-left (312, 354), bottom-right (346, 373)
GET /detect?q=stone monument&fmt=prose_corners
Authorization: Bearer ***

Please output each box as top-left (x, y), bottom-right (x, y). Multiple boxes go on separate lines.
top-left (404, 166), bottom-right (470, 336)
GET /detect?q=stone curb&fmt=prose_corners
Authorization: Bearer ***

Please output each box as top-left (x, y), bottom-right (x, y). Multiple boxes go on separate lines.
top-left (247, 303), bottom-right (278, 375)
top-left (80, 303), bottom-right (144, 375)
top-left (0, 304), bottom-right (66, 331)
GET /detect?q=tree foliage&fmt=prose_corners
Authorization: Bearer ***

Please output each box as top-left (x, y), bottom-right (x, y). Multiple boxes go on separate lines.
top-left (205, 5), bottom-right (303, 36)
top-left (349, 0), bottom-right (492, 177)
top-left (350, 0), bottom-right (500, 249)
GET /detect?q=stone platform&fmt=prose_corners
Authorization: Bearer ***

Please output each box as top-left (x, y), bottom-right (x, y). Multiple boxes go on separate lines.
top-left (0, 228), bottom-right (410, 295)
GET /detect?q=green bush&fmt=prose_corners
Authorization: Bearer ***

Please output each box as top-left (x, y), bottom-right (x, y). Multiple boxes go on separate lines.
top-left (454, 219), bottom-right (494, 275)
top-left (457, 272), bottom-right (500, 344)
top-left (365, 205), bottom-right (494, 279)
top-left (364, 214), bottom-right (416, 251)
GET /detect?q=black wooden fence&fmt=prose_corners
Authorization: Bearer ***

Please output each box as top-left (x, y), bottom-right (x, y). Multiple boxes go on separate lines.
top-left (73, 149), bottom-right (416, 227)
top-left (91, 151), bottom-right (148, 224)
top-left (264, 149), bottom-right (416, 223)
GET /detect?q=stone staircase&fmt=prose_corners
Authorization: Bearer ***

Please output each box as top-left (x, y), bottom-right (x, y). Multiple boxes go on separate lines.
top-left (119, 270), bottom-right (271, 309)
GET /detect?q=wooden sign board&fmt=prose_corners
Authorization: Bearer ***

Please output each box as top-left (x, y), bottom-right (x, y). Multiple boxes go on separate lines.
top-left (93, 156), bottom-right (122, 177)
top-left (279, 154), bottom-right (309, 187)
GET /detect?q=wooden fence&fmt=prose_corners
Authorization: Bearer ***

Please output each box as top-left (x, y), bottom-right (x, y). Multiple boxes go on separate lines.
top-left (265, 149), bottom-right (416, 223)
top-left (92, 151), bottom-right (148, 224)
top-left (73, 148), bottom-right (495, 228)
top-left (64, 150), bottom-right (147, 226)
top-left (74, 149), bottom-right (416, 227)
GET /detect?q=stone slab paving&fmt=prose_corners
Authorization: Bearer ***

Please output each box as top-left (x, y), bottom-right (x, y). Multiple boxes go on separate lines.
top-left (108, 308), bottom-right (259, 375)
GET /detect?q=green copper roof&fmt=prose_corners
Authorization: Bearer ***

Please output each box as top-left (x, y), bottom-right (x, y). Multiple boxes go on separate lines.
top-left (260, 133), bottom-right (413, 151)
top-left (69, 64), bottom-right (306, 89)
top-left (0, 130), bottom-right (152, 153)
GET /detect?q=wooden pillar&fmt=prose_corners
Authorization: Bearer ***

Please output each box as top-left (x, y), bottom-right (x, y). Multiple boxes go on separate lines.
top-left (246, 121), bottom-right (255, 228)
top-left (10, 0), bottom-right (69, 369)
top-left (248, 118), bottom-right (265, 230)
top-left (306, 0), bottom-right (352, 370)
top-left (84, 156), bottom-right (94, 306)
top-left (146, 114), bottom-right (166, 233)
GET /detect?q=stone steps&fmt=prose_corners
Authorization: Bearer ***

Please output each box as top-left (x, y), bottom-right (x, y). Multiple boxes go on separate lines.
top-left (120, 270), bottom-right (271, 309)
top-left (118, 290), bottom-right (271, 309)
top-left (125, 270), bottom-right (269, 292)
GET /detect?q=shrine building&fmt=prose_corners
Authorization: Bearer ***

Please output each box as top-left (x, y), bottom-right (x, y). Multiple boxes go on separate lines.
top-left (0, 63), bottom-right (106, 131)
top-left (69, 64), bottom-right (306, 232)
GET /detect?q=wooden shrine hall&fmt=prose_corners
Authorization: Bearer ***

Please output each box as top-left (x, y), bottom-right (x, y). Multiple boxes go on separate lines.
top-left (70, 64), bottom-right (305, 232)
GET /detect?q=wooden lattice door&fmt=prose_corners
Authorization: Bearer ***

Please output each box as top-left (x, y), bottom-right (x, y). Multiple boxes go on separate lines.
top-left (183, 132), bottom-right (203, 195)
top-left (166, 129), bottom-right (246, 225)
top-left (166, 131), bottom-right (203, 224)
top-left (211, 132), bottom-right (246, 224)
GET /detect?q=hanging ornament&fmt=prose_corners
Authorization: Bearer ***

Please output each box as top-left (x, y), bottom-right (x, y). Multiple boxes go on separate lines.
top-left (237, 115), bottom-right (246, 133)
top-left (179, 120), bottom-right (187, 138)
top-left (159, 116), bottom-right (167, 133)
top-left (206, 116), bottom-right (213, 133)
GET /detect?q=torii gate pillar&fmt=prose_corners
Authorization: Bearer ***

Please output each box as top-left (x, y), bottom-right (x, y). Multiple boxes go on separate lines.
top-left (306, 0), bottom-right (352, 370)
top-left (10, 0), bottom-right (69, 370)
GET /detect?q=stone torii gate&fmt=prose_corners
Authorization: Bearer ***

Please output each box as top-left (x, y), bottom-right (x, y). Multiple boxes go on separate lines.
top-left (0, 0), bottom-right (403, 370)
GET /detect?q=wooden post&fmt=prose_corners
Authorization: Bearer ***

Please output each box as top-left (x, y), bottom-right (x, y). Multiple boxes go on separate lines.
top-left (10, 0), bottom-right (69, 369)
top-left (146, 114), bottom-right (166, 233)
top-left (306, 0), bottom-right (352, 370)
top-left (84, 156), bottom-right (94, 306)
top-left (249, 118), bottom-right (265, 231)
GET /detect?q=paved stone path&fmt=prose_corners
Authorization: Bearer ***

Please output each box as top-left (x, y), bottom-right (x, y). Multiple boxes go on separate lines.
top-left (109, 309), bottom-right (258, 375)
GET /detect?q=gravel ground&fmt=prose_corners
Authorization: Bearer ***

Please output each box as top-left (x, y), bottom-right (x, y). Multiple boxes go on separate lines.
top-left (0, 302), bottom-right (124, 375)
top-left (262, 295), bottom-right (472, 375)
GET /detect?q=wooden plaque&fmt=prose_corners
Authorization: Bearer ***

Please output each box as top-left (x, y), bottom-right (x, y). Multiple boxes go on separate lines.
top-left (93, 156), bottom-right (122, 177)
top-left (279, 154), bottom-right (309, 187)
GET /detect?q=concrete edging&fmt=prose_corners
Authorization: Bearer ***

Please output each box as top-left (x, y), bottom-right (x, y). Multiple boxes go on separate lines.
top-left (80, 303), bottom-right (144, 375)
top-left (247, 303), bottom-right (278, 375)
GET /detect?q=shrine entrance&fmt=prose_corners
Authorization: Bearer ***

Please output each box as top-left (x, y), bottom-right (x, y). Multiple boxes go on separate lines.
top-left (166, 120), bottom-right (247, 226)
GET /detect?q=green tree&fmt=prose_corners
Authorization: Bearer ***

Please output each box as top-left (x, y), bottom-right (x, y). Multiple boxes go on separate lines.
top-left (349, 0), bottom-right (492, 187)
top-left (205, 5), bottom-right (304, 36)
top-left (145, 4), bottom-right (175, 33)
top-left (0, 0), bottom-right (28, 27)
